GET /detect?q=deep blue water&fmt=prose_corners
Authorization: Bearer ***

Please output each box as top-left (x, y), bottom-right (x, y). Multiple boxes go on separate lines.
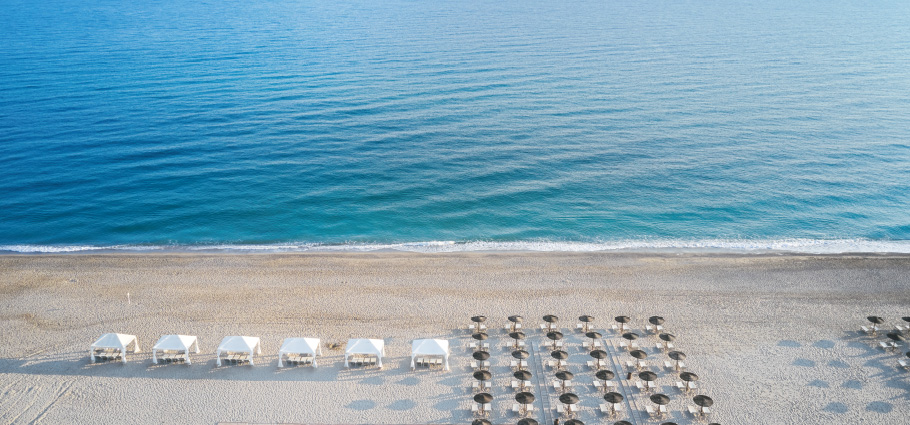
top-left (2, 0), bottom-right (910, 253)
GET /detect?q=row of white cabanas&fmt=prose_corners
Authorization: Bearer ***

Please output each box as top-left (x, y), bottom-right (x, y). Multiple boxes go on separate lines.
top-left (89, 333), bottom-right (449, 370)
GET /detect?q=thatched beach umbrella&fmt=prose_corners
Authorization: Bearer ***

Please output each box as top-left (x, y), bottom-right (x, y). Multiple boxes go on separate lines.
top-left (622, 332), bottom-right (639, 349)
top-left (660, 422), bottom-right (679, 425)
top-left (509, 315), bottom-right (524, 332)
top-left (515, 391), bottom-right (535, 414)
top-left (589, 349), bottom-right (607, 369)
top-left (596, 369), bottom-right (615, 382)
top-left (543, 314), bottom-right (559, 331)
top-left (650, 393), bottom-right (670, 407)
top-left (867, 316), bottom-right (885, 333)
top-left (555, 370), bottom-right (574, 391)
top-left (639, 370), bottom-right (657, 390)
top-left (604, 391), bottom-right (623, 404)
top-left (471, 332), bottom-right (488, 350)
top-left (613, 422), bottom-right (632, 425)
top-left (472, 315), bottom-right (487, 332)
top-left (473, 350), bottom-right (490, 361)
top-left (514, 369), bottom-right (532, 380)
top-left (585, 331), bottom-right (603, 347)
top-left (547, 330), bottom-right (564, 349)
top-left (474, 392), bottom-right (493, 415)
top-left (903, 316), bottom-right (910, 323)
top-left (517, 419), bottom-right (539, 425)
top-left (680, 371), bottom-right (699, 391)
top-left (659, 333), bottom-right (676, 343)
top-left (887, 332), bottom-right (905, 342)
top-left (649, 316), bottom-right (665, 325)
top-left (512, 349), bottom-right (530, 371)
top-left (630, 349), bottom-right (647, 360)
top-left (559, 392), bottom-right (579, 405)
top-left (564, 419), bottom-right (583, 425)
top-left (579, 315), bottom-right (595, 332)
top-left (552, 350), bottom-right (568, 359)
top-left (473, 370), bottom-right (492, 382)
top-left (615, 315), bottom-right (631, 332)
top-left (668, 350), bottom-right (686, 371)
top-left (693, 394), bottom-right (714, 414)
top-left (472, 419), bottom-right (491, 425)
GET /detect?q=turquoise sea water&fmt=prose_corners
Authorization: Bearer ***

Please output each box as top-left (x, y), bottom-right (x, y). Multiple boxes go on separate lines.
top-left (2, 0), bottom-right (910, 253)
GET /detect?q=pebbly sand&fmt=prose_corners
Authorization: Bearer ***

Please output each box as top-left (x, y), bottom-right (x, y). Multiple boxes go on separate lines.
top-left (0, 252), bottom-right (909, 424)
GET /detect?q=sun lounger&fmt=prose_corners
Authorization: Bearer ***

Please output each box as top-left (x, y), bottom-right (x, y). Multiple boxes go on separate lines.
top-left (657, 342), bottom-right (674, 350)
top-left (546, 359), bottom-right (568, 368)
top-left (582, 340), bottom-right (603, 349)
top-left (552, 380), bottom-right (574, 389)
top-left (512, 403), bottom-right (534, 414)
top-left (618, 341), bottom-right (639, 350)
top-left (688, 405), bottom-right (711, 416)
top-left (472, 381), bottom-right (492, 391)
top-left (511, 380), bottom-right (530, 390)
top-left (664, 360), bottom-right (686, 370)
top-left (898, 359), bottom-right (909, 370)
top-left (599, 403), bottom-right (622, 415)
top-left (645, 324), bottom-right (664, 333)
top-left (468, 342), bottom-right (490, 350)
top-left (879, 341), bottom-right (898, 352)
top-left (646, 405), bottom-right (658, 417)
top-left (593, 380), bottom-right (616, 391)
top-left (611, 324), bottom-right (628, 332)
top-left (556, 404), bottom-right (578, 415)
top-left (510, 360), bottom-right (529, 368)
top-left (676, 381), bottom-right (697, 391)
top-left (470, 360), bottom-right (490, 369)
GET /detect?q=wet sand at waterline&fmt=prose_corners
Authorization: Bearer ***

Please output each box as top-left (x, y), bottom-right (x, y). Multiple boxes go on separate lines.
top-left (1, 253), bottom-right (908, 424)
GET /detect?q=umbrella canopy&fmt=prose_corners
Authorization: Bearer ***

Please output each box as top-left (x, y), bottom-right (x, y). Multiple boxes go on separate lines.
top-left (473, 351), bottom-right (491, 361)
top-left (518, 419), bottom-right (539, 425)
top-left (564, 420), bottom-right (584, 425)
top-left (886, 332), bottom-right (905, 342)
top-left (680, 371), bottom-right (699, 382)
top-left (472, 420), bottom-right (491, 425)
top-left (650, 393), bottom-right (670, 405)
top-left (515, 392), bottom-right (535, 404)
top-left (473, 370), bottom-right (492, 381)
top-left (649, 316), bottom-right (665, 325)
top-left (514, 370), bottom-right (532, 381)
top-left (639, 371), bottom-right (657, 381)
top-left (867, 316), bottom-right (885, 324)
top-left (613, 422), bottom-right (632, 425)
top-left (551, 350), bottom-right (569, 360)
top-left (630, 349), bottom-right (648, 360)
top-left (693, 395), bottom-right (714, 407)
top-left (472, 332), bottom-right (488, 341)
top-left (595, 369), bottom-right (615, 380)
top-left (590, 349), bottom-right (608, 359)
top-left (585, 331), bottom-right (603, 340)
top-left (559, 393), bottom-right (579, 404)
top-left (509, 331), bottom-right (526, 340)
top-left (512, 350), bottom-right (530, 360)
top-left (544, 314), bottom-right (559, 323)
top-left (547, 331), bottom-right (564, 341)
top-left (474, 392), bottom-right (493, 404)
top-left (472, 316), bottom-right (488, 323)
top-left (903, 316), bottom-right (910, 323)
top-left (579, 315), bottom-right (595, 323)
top-left (615, 316), bottom-right (631, 324)
top-left (509, 315), bottom-right (524, 323)
top-left (555, 370), bottom-right (574, 381)
top-left (906, 351), bottom-right (910, 358)
top-left (604, 392), bottom-right (624, 403)
top-left (659, 333), bottom-right (676, 342)
top-left (660, 423), bottom-right (679, 425)
top-left (668, 351), bottom-right (687, 361)
top-left (622, 332), bottom-right (640, 341)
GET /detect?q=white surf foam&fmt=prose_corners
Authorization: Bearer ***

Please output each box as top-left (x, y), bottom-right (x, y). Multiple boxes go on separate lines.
top-left (3, 238), bottom-right (910, 254)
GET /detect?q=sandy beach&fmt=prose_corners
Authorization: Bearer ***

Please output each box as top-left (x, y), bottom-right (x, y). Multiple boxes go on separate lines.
top-left (1, 252), bottom-right (908, 424)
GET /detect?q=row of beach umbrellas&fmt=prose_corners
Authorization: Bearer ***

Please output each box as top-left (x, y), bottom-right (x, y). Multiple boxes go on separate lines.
top-left (472, 314), bottom-right (669, 332)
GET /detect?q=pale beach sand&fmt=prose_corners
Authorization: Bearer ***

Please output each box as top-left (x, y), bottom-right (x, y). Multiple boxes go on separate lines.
top-left (1, 253), bottom-right (909, 424)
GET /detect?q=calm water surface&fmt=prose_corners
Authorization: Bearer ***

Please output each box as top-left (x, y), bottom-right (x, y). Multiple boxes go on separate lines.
top-left (1, 0), bottom-right (909, 252)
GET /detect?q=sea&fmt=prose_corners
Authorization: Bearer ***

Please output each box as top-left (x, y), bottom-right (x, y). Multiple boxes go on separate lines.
top-left (1, 0), bottom-right (909, 254)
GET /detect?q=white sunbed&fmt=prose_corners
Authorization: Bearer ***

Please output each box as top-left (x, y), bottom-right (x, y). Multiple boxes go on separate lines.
top-left (510, 360), bottom-right (529, 369)
top-left (470, 360), bottom-right (490, 369)
top-left (593, 380), bottom-right (616, 391)
top-left (664, 360), bottom-right (686, 370)
top-left (512, 403), bottom-right (535, 414)
top-left (898, 359), bottom-right (909, 370)
top-left (676, 381), bottom-right (697, 392)
top-left (645, 324), bottom-right (664, 333)
top-left (547, 359), bottom-right (568, 369)
top-left (689, 405), bottom-right (711, 416)
top-left (468, 342), bottom-right (490, 350)
top-left (599, 403), bottom-right (622, 415)
top-left (472, 381), bottom-right (492, 391)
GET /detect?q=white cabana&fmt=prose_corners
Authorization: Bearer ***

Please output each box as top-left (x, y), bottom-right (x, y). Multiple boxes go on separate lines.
top-left (90, 333), bottom-right (140, 363)
top-left (344, 338), bottom-right (385, 368)
top-left (216, 336), bottom-right (261, 366)
top-left (152, 335), bottom-right (199, 365)
top-left (277, 337), bottom-right (322, 367)
top-left (411, 338), bottom-right (450, 371)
